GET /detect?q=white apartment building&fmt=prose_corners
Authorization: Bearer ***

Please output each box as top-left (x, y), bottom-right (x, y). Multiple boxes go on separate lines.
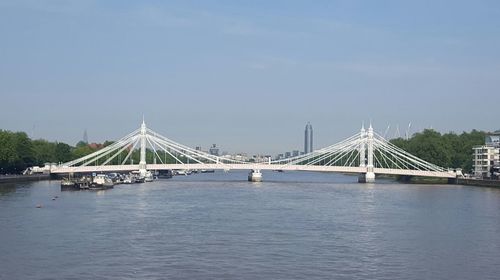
top-left (472, 146), bottom-right (499, 178)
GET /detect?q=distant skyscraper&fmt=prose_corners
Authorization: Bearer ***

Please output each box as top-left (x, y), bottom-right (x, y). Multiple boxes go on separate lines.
top-left (83, 129), bottom-right (88, 144)
top-left (304, 122), bottom-right (313, 154)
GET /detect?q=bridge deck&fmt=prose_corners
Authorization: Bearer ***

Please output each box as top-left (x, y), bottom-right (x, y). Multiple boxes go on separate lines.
top-left (51, 164), bottom-right (456, 178)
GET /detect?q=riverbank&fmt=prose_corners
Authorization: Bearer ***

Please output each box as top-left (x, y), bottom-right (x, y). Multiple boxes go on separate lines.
top-left (0, 174), bottom-right (50, 184)
top-left (405, 176), bottom-right (500, 189)
top-left (457, 178), bottom-right (500, 189)
top-left (385, 174), bottom-right (500, 188)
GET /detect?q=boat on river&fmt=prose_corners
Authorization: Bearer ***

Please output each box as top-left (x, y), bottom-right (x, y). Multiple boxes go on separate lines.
top-left (61, 178), bottom-right (79, 190)
top-left (90, 174), bottom-right (114, 190)
top-left (61, 176), bottom-right (92, 190)
top-left (144, 171), bottom-right (154, 182)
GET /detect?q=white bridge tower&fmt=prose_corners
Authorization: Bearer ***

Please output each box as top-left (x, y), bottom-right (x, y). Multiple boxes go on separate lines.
top-left (139, 119), bottom-right (147, 176)
top-left (358, 123), bottom-right (375, 183)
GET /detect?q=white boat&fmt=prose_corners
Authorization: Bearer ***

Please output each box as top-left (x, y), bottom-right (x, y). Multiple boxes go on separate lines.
top-left (174, 170), bottom-right (188, 176)
top-left (123, 175), bottom-right (133, 184)
top-left (130, 171), bottom-right (145, 183)
top-left (144, 171), bottom-right (154, 182)
top-left (200, 169), bottom-right (215, 173)
top-left (61, 178), bottom-right (78, 190)
top-left (91, 174), bottom-right (114, 189)
top-left (248, 170), bottom-right (262, 182)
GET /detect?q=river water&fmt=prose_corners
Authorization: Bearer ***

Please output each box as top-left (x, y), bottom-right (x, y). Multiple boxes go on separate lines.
top-left (1, 171), bottom-right (499, 280)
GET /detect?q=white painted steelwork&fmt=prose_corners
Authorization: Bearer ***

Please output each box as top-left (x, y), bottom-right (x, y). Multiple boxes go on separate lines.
top-left (51, 121), bottom-right (458, 179)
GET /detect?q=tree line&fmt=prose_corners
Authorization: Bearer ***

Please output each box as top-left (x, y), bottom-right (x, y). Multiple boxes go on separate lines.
top-left (0, 129), bottom-right (94, 173)
top-left (390, 129), bottom-right (486, 173)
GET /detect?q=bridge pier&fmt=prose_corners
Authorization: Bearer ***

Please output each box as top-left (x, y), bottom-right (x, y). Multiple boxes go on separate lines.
top-left (248, 169), bottom-right (262, 182)
top-left (358, 172), bottom-right (375, 183)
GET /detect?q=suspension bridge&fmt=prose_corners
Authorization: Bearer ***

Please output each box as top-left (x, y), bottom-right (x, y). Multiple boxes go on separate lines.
top-left (50, 120), bottom-right (460, 182)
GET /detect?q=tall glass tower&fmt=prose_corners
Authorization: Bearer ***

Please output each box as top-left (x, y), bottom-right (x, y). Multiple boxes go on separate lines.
top-left (304, 122), bottom-right (313, 154)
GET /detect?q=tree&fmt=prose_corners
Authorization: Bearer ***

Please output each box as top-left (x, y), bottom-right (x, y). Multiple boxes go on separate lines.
top-left (391, 129), bottom-right (486, 172)
top-left (0, 130), bottom-right (35, 173)
top-left (72, 144), bottom-right (95, 160)
top-left (103, 140), bottom-right (114, 147)
top-left (54, 142), bottom-right (72, 163)
top-left (76, 141), bottom-right (88, 148)
top-left (32, 139), bottom-right (56, 165)
top-left (13, 132), bottom-right (35, 169)
top-left (0, 130), bottom-right (18, 173)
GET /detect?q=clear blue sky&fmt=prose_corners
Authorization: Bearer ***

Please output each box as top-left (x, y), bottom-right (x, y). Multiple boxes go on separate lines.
top-left (1, 0), bottom-right (499, 155)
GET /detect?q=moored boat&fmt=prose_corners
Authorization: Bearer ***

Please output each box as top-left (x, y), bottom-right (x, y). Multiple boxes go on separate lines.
top-left (123, 175), bottom-right (133, 184)
top-left (90, 174), bottom-right (114, 190)
top-left (144, 171), bottom-right (154, 182)
top-left (61, 178), bottom-right (79, 190)
top-left (200, 169), bottom-right (215, 173)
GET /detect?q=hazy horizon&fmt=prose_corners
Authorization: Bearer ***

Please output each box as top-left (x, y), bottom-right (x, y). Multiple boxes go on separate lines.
top-left (1, 1), bottom-right (499, 155)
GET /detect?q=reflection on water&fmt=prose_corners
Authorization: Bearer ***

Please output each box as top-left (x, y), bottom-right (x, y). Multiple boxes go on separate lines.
top-left (0, 171), bottom-right (500, 280)
top-left (0, 183), bottom-right (16, 195)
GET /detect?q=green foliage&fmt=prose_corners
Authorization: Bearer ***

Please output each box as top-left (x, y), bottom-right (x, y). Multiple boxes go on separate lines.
top-left (55, 142), bottom-right (72, 163)
top-left (0, 130), bottom-right (20, 173)
top-left (32, 139), bottom-right (56, 165)
top-left (72, 144), bottom-right (95, 160)
top-left (103, 140), bottom-right (114, 147)
top-left (0, 130), bottom-right (35, 173)
top-left (390, 129), bottom-right (486, 172)
top-left (13, 132), bottom-right (35, 169)
top-left (76, 141), bottom-right (88, 147)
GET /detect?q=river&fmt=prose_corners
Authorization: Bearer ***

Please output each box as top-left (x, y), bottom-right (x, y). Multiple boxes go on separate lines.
top-left (1, 171), bottom-right (499, 279)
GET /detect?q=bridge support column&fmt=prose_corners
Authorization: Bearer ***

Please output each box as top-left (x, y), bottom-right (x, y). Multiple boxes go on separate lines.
top-left (358, 172), bottom-right (375, 183)
top-left (359, 124), bottom-right (366, 167)
top-left (358, 124), bottom-right (375, 183)
top-left (248, 169), bottom-right (262, 182)
top-left (139, 119), bottom-right (147, 177)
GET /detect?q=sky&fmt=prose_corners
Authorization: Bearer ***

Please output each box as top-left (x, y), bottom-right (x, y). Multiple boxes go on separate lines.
top-left (0, 0), bottom-right (499, 155)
